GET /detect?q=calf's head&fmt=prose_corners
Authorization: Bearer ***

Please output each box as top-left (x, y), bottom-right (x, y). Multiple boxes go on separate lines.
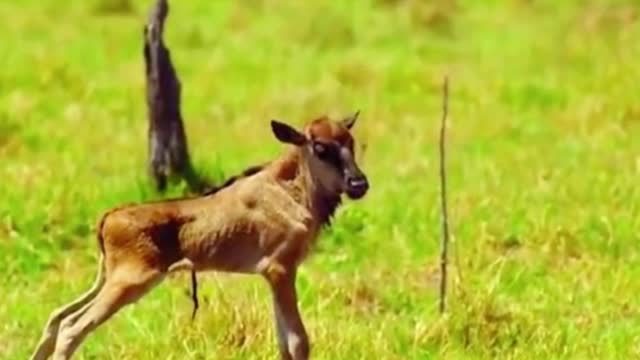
top-left (271, 112), bottom-right (369, 199)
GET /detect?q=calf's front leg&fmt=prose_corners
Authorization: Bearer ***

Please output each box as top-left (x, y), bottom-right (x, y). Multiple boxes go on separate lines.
top-left (256, 220), bottom-right (307, 283)
top-left (267, 269), bottom-right (309, 360)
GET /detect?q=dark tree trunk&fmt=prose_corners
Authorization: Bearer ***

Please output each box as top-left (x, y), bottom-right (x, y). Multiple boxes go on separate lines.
top-left (143, 0), bottom-right (204, 192)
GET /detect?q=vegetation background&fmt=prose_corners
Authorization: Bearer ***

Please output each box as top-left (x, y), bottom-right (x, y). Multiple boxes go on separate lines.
top-left (1, 0), bottom-right (639, 358)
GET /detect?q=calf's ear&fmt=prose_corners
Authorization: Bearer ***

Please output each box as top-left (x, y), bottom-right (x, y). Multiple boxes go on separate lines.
top-left (271, 120), bottom-right (307, 146)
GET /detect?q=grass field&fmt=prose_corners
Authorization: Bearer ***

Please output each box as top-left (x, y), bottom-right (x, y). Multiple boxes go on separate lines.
top-left (2, 0), bottom-right (640, 358)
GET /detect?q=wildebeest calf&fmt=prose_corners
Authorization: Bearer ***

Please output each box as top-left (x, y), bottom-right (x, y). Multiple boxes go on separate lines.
top-left (31, 112), bottom-right (369, 360)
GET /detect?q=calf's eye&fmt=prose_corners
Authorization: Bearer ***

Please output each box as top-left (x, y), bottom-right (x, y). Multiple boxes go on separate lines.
top-left (313, 142), bottom-right (326, 154)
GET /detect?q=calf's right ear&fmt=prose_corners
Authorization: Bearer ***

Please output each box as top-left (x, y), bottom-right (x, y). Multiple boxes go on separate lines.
top-left (271, 120), bottom-right (307, 146)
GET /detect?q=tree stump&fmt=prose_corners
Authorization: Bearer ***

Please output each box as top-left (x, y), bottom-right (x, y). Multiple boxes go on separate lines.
top-left (144, 0), bottom-right (204, 192)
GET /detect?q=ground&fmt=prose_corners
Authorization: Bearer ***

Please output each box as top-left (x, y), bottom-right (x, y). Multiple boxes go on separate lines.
top-left (1, 0), bottom-right (640, 359)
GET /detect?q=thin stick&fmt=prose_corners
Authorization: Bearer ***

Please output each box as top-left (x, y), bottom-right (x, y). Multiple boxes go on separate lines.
top-left (190, 270), bottom-right (199, 321)
top-left (438, 76), bottom-right (450, 314)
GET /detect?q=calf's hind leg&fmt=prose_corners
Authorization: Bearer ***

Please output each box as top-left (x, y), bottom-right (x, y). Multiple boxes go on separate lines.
top-left (53, 265), bottom-right (164, 360)
top-left (31, 256), bottom-right (105, 360)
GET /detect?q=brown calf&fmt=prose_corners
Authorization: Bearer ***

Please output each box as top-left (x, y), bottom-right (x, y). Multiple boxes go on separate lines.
top-left (31, 112), bottom-right (369, 360)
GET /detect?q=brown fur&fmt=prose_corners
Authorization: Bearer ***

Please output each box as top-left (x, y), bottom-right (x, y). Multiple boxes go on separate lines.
top-left (306, 116), bottom-right (354, 152)
top-left (31, 115), bottom-right (366, 360)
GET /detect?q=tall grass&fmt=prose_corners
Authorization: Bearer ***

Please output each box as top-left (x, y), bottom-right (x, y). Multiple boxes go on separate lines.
top-left (1, 0), bottom-right (639, 358)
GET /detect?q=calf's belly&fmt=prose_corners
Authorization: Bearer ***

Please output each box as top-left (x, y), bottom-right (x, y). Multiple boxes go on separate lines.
top-left (186, 236), bottom-right (266, 274)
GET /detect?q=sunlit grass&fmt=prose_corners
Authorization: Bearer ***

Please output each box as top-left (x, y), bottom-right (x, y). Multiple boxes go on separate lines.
top-left (1, 0), bottom-right (640, 358)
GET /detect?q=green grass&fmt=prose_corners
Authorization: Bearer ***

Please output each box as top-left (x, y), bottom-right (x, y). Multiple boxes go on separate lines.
top-left (2, 0), bottom-right (640, 358)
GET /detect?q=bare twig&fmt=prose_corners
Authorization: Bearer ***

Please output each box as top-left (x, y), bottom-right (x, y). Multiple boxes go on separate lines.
top-left (190, 270), bottom-right (199, 321)
top-left (169, 259), bottom-right (200, 320)
top-left (438, 76), bottom-right (450, 314)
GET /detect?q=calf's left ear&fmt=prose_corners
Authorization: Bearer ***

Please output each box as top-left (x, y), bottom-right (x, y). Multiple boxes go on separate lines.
top-left (271, 120), bottom-right (307, 146)
top-left (341, 110), bottom-right (360, 130)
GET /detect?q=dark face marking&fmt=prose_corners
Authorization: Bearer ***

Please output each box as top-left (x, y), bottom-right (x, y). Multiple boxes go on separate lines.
top-left (338, 145), bottom-right (368, 199)
top-left (311, 140), bottom-right (343, 170)
top-left (307, 119), bottom-right (368, 200)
